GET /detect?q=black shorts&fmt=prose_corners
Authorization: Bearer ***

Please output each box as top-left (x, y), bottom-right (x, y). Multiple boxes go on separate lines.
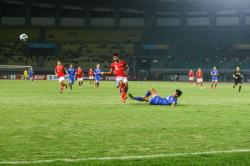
top-left (234, 79), bottom-right (242, 85)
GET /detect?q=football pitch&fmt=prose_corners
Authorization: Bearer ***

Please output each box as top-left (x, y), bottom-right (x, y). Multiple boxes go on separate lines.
top-left (0, 80), bottom-right (250, 166)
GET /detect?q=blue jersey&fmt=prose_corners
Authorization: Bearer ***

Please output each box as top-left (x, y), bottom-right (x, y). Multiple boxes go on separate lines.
top-left (149, 95), bottom-right (177, 105)
top-left (94, 69), bottom-right (101, 81)
top-left (68, 68), bottom-right (76, 77)
top-left (28, 69), bottom-right (33, 77)
top-left (68, 68), bottom-right (76, 82)
top-left (211, 70), bottom-right (218, 81)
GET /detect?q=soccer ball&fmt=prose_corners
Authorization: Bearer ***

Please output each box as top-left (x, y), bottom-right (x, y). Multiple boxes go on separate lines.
top-left (19, 33), bottom-right (29, 42)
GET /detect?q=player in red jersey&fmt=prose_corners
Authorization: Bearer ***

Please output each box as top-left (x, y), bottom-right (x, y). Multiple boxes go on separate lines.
top-left (76, 66), bottom-right (84, 88)
top-left (102, 53), bottom-right (129, 103)
top-left (55, 61), bottom-right (67, 93)
top-left (88, 68), bottom-right (94, 85)
top-left (196, 68), bottom-right (203, 89)
top-left (188, 69), bottom-right (194, 84)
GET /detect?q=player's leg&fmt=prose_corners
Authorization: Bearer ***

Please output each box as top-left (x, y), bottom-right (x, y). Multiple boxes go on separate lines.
top-left (69, 80), bottom-right (72, 90)
top-left (60, 82), bottom-right (64, 93)
top-left (29, 75), bottom-right (33, 82)
top-left (96, 78), bottom-right (100, 88)
top-left (211, 81), bottom-right (214, 89)
top-left (119, 80), bottom-right (126, 101)
top-left (123, 77), bottom-right (128, 94)
top-left (70, 77), bottom-right (74, 90)
top-left (116, 80), bottom-right (119, 88)
top-left (121, 78), bottom-right (129, 101)
top-left (78, 78), bottom-right (81, 87)
top-left (214, 80), bottom-right (218, 89)
top-left (70, 82), bottom-right (73, 90)
top-left (95, 78), bottom-right (98, 87)
top-left (124, 81), bottom-right (128, 93)
top-left (80, 78), bottom-right (83, 87)
top-left (233, 80), bottom-right (238, 88)
top-left (61, 76), bottom-right (67, 89)
top-left (62, 80), bottom-right (67, 89)
top-left (94, 79), bottom-right (97, 87)
top-left (128, 92), bottom-right (149, 102)
top-left (149, 88), bottom-right (158, 97)
top-left (197, 78), bottom-right (203, 88)
top-left (239, 83), bottom-right (242, 92)
top-left (196, 79), bottom-right (198, 85)
top-left (58, 78), bottom-right (64, 93)
top-left (189, 77), bottom-right (193, 84)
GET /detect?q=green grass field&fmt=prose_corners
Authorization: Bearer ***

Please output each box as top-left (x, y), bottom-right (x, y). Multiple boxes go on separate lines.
top-left (0, 80), bottom-right (250, 166)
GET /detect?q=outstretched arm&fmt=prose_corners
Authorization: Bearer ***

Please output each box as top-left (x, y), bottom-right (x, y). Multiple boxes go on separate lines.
top-left (101, 68), bottom-right (113, 75)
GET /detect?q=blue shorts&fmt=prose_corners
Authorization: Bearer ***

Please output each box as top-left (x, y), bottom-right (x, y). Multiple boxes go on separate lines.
top-left (68, 76), bottom-right (75, 83)
top-left (212, 77), bottom-right (218, 82)
top-left (95, 77), bottom-right (101, 82)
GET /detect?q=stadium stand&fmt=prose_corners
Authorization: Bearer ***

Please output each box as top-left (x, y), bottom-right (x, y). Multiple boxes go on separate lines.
top-left (147, 27), bottom-right (250, 69)
top-left (1, 26), bottom-right (250, 71)
top-left (0, 28), bottom-right (39, 67)
top-left (0, 27), bottom-right (142, 69)
top-left (47, 28), bottom-right (142, 68)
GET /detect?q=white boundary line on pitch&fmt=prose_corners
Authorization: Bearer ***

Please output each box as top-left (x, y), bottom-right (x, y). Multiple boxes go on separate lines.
top-left (1, 149), bottom-right (250, 165)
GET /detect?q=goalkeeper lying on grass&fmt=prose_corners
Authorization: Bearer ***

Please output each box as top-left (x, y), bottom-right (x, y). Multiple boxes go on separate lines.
top-left (128, 88), bottom-right (182, 106)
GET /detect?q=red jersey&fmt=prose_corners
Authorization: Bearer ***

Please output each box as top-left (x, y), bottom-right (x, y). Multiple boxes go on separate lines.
top-left (76, 69), bottom-right (83, 78)
top-left (111, 60), bottom-right (128, 77)
top-left (55, 65), bottom-right (65, 78)
top-left (196, 71), bottom-right (203, 78)
top-left (88, 70), bottom-right (94, 77)
top-left (188, 71), bottom-right (194, 77)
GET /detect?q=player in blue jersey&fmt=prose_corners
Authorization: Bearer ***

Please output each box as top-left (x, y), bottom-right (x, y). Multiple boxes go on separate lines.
top-left (211, 66), bottom-right (218, 89)
top-left (67, 64), bottom-right (76, 90)
top-left (128, 88), bottom-right (182, 106)
top-left (28, 67), bottom-right (34, 82)
top-left (94, 64), bottom-right (102, 88)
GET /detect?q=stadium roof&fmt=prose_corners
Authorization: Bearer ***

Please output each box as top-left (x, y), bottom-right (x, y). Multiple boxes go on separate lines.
top-left (1, 0), bottom-right (250, 14)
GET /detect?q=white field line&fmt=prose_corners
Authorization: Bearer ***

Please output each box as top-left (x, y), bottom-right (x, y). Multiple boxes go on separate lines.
top-left (1, 149), bottom-right (250, 165)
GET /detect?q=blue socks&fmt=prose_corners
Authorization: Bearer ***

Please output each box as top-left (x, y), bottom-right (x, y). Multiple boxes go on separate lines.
top-left (132, 90), bottom-right (151, 101)
top-left (145, 91), bottom-right (151, 97)
top-left (134, 97), bottom-right (144, 101)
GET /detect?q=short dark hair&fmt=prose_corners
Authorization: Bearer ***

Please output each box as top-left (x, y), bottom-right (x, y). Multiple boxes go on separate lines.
top-left (176, 89), bottom-right (182, 97)
top-left (113, 52), bottom-right (119, 57)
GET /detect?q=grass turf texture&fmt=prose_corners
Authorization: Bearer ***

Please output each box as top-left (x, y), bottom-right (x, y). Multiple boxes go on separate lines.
top-left (0, 80), bottom-right (250, 165)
